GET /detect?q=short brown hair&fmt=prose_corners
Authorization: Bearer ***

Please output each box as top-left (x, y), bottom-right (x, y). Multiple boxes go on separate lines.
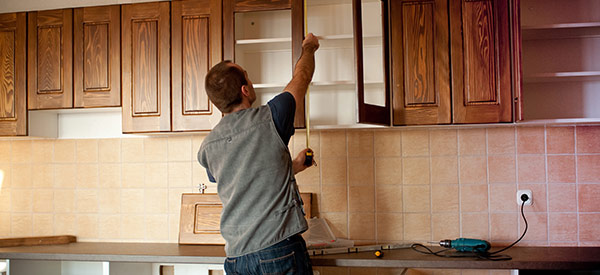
top-left (205, 60), bottom-right (247, 113)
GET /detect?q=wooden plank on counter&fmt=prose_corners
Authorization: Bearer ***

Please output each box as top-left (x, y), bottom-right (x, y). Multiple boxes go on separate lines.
top-left (0, 235), bottom-right (76, 248)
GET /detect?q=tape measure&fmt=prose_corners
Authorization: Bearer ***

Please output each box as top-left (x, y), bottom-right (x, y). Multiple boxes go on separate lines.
top-left (303, 0), bottom-right (312, 166)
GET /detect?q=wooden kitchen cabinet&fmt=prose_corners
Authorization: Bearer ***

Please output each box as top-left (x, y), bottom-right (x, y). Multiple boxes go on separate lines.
top-left (0, 12), bottom-right (27, 136)
top-left (390, 0), bottom-right (512, 125)
top-left (27, 9), bottom-right (73, 110)
top-left (73, 5), bottom-right (121, 108)
top-left (121, 2), bottom-right (171, 133)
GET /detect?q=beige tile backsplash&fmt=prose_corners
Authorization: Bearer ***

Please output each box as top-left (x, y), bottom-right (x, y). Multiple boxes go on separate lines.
top-left (0, 125), bottom-right (599, 247)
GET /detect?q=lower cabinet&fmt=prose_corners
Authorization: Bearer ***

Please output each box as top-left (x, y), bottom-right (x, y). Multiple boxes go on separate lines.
top-left (5, 260), bottom-right (224, 275)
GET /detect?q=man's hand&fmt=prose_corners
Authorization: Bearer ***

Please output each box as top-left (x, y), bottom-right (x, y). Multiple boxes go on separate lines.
top-left (302, 33), bottom-right (319, 53)
top-left (292, 148), bottom-right (315, 175)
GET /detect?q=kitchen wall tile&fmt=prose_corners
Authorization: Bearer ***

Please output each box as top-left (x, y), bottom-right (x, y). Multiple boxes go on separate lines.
top-left (431, 185), bottom-right (458, 212)
top-left (377, 212), bottom-right (403, 241)
top-left (576, 126), bottom-right (600, 153)
top-left (578, 213), bottom-right (600, 242)
top-left (168, 136), bottom-right (193, 161)
top-left (0, 164), bottom-right (11, 188)
top-left (11, 140), bottom-right (31, 163)
top-left (403, 185), bottom-right (430, 213)
top-left (547, 155), bottom-right (575, 183)
top-left (404, 213), bottom-right (431, 241)
top-left (11, 213), bottom-right (32, 236)
top-left (402, 130), bottom-right (429, 157)
top-left (121, 138), bottom-right (144, 163)
top-left (546, 126), bottom-right (574, 154)
top-left (99, 163), bottom-right (121, 188)
top-left (54, 164), bottom-right (77, 188)
top-left (168, 162), bottom-right (192, 188)
top-left (578, 184), bottom-right (600, 212)
top-left (347, 130), bottom-right (373, 158)
top-left (0, 189), bottom-right (10, 211)
top-left (144, 189), bottom-right (168, 214)
top-left (54, 139), bottom-right (76, 163)
top-left (54, 213), bottom-right (76, 235)
top-left (459, 156), bottom-right (487, 183)
top-left (548, 213), bottom-right (577, 242)
top-left (321, 185), bottom-right (347, 213)
top-left (375, 157), bottom-right (402, 185)
top-left (376, 184), bottom-right (402, 212)
top-left (12, 164), bottom-right (32, 188)
top-left (98, 139), bottom-right (121, 163)
top-left (77, 214), bottom-right (99, 239)
top-left (76, 139), bottom-right (98, 163)
top-left (98, 214), bottom-right (121, 240)
top-left (320, 212), bottom-right (348, 239)
top-left (32, 189), bottom-right (53, 213)
top-left (348, 186), bottom-right (374, 213)
top-left (517, 127), bottom-right (545, 154)
top-left (0, 213), bottom-right (9, 236)
top-left (349, 212), bottom-right (375, 240)
top-left (321, 131), bottom-right (347, 158)
top-left (75, 189), bottom-right (98, 213)
top-left (348, 158), bottom-right (373, 186)
top-left (146, 163), bottom-right (168, 188)
top-left (144, 137), bottom-right (168, 162)
top-left (430, 129), bottom-right (457, 156)
top-left (518, 183), bottom-right (547, 213)
top-left (489, 184), bottom-right (517, 212)
top-left (54, 189), bottom-right (75, 213)
top-left (521, 213), bottom-right (548, 242)
top-left (488, 155), bottom-right (516, 183)
top-left (374, 130), bottom-right (402, 157)
top-left (403, 157), bottom-right (430, 185)
top-left (31, 139), bottom-right (54, 163)
top-left (32, 213), bottom-right (54, 236)
top-left (487, 127), bottom-right (515, 155)
top-left (11, 189), bottom-right (32, 212)
top-left (191, 134), bottom-right (207, 153)
top-left (169, 213), bottom-right (180, 242)
top-left (146, 214), bottom-right (169, 241)
top-left (122, 163), bottom-right (145, 188)
top-left (121, 189), bottom-right (145, 214)
top-left (431, 156), bottom-right (458, 184)
top-left (458, 129), bottom-right (486, 156)
top-left (168, 188), bottom-right (190, 215)
top-left (294, 160), bottom-right (320, 185)
top-left (548, 183), bottom-right (577, 212)
top-left (77, 164), bottom-right (99, 188)
top-left (98, 189), bottom-right (120, 214)
top-left (490, 213), bottom-right (518, 241)
top-left (432, 212), bottom-right (459, 240)
top-left (32, 164), bottom-right (54, 188)
top-left (461, 213), bottom-right (489, 240)
top-left (0, 141), bottom-right (11, 163)
top-left (517, 155), bottom-right (546, 183)
top-left (460, 184), bottom-right (488, 212)
top-left (120, 214), bottom-right (145, 240)
top-left (292, 131), bottom-right (320, 158)
top-left (321, 157), bottom-right (347, 186)
top-left (577, 155), bottom-right (600, 183)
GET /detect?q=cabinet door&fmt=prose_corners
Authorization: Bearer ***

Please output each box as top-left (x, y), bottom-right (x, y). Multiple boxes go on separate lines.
top-left (121, 2), bottom-right (171, 133)
top-left (73, 5), bottom-right (121, 108)
top-left (0, 13), bottom-right (27, 136)
top-left (171, 0), bottom-right (222, 131)
top-left (450, 0), bottom-right (512, 123)
top-left (390, 0), bottom-right (451, 125)
top-left (27, 9), bottom-right (73, 110)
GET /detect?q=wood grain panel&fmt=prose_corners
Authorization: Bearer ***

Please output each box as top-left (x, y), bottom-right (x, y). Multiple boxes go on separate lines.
top-left (391, 0), bottom-right (451, 125)
top-left (122, 2), bottom-right (170, 133)
top-left (28, 9), bottom-right (73, 110)
top-left (234, 0), bottom-right (291, 12)
top-left (171, 0), bottom-right (223, 132)
top-left (0, 12), bottom-right (26, 136)
top-left (451, 0), bottom-right (512, 123)
top-left (74, 5), bottom-right (121, 108)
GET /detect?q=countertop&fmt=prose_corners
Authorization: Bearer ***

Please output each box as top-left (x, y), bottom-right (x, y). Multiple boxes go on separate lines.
top-left (1, 243), bottom-right (599, 270)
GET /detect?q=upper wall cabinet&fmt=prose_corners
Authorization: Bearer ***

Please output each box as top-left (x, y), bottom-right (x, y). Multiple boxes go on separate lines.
top-left (73, 5), bottom-right (121, 108)
top-left (0, 13), bottom-right (27, 136)
top-left (171, 0), bottom-right (222, 132)
top-left (27, 9), bottom-right (73, 110)
top-left (121, 2), bottom-right (171, 133)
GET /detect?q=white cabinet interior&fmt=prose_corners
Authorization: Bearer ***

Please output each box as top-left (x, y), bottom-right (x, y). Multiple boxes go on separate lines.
top-left (520, 0), bottom-right (600, 121)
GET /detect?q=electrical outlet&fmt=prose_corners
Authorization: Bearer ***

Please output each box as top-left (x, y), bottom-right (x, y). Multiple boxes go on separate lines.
top-left (517, 190), bottom-right (532, 206)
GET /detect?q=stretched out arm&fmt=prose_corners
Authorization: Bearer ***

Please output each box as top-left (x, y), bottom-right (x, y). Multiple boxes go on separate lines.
top-left (284, 33), bottom-right (319, 114)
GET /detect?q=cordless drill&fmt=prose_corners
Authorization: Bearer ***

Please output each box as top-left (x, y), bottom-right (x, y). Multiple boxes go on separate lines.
top-left (437, 238), bottom-right (491, 253)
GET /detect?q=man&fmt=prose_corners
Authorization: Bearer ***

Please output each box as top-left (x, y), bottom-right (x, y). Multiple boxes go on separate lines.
top-left (197, 33), bottom-right (320, 274)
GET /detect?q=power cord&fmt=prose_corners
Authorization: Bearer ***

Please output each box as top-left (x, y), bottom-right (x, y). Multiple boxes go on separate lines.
top-left (411, 194), bottom-right (530, 261)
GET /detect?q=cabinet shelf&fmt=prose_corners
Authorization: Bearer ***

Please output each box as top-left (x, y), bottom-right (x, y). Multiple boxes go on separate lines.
top-left (522, 22), bottom-right (600, 30)
top-left (253, 81), bottom-right (384, 89)
top-left (524, 71), bottom-right (600, 83)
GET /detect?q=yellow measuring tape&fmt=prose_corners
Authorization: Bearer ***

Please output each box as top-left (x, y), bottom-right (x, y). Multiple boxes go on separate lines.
top-left (304, 0), bottom-right (310, 150)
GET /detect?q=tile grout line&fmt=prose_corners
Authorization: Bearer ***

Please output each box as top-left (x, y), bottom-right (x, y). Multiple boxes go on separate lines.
top-left (485, 128), bottom-right (492, 242)
top-left (574, 126), bottom-right (580, 246)
top-left (544, 125), bottom-right (550, 245)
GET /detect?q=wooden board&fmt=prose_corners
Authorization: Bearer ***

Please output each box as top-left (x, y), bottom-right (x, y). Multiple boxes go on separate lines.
top-left (179, 193), bottom-right (311, 245)
top-left (0, 235), bottom-right (76, 248)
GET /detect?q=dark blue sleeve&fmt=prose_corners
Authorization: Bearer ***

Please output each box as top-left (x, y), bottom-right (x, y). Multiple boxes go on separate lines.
top-left (206, 169), bottom-right (216, 183)
top-left (267, 92), bottom-right (296, 145)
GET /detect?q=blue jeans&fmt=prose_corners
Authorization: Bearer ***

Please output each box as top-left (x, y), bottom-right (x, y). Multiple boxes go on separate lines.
top-left (224, 234), bottom-right (313, 275)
